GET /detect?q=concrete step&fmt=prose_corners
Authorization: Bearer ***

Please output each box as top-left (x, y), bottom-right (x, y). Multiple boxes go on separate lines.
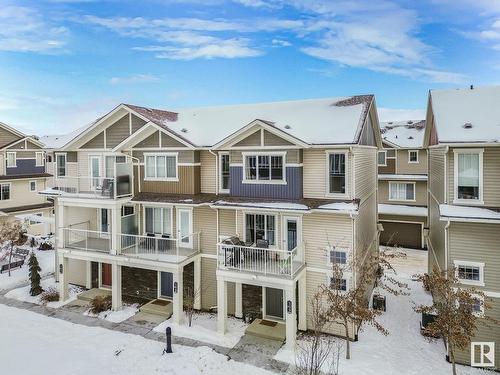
top-left (139, 299), bottom-right (173, 319)
top-left (77, 288), bottom-right (112, 302)
top-left (245, 319), bottom-right (286, 342)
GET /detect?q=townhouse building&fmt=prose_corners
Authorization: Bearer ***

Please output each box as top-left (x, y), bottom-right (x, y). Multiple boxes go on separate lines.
top-left (0, 121), bottom-right (53, 235)
top-left (44, 96), bottom-right (382, 349)
top-left (378, 121), bottom-right (428, 249)
top-left (425, 85), bottom-right (500, 369)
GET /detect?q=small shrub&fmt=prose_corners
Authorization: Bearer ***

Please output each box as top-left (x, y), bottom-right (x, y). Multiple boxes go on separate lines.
top-left (89, 295), bottom-right (112, 314)
top-left (40, 287), bottom-right (59, 304)
top-left (38, 241), bottom-right (53, 251)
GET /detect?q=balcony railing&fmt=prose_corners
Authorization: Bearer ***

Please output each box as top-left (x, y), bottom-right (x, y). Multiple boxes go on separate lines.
top-left (62, 228), bottom-right (200, 263)
top-left (217, 242), bottom-right (304, 277)
top-left (49, 174), bottom-right (132, 199)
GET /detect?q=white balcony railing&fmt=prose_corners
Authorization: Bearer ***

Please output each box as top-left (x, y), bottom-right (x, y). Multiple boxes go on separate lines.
top-left (62, 228), bottom-right (200, 263)
top-left (49, 174), bottom-right (132, 199)
top-left (217, 242), bottom-right (304, 277)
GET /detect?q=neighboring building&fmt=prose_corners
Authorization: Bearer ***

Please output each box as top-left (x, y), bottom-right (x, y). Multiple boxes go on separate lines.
top-left (0, 121), bottom-right (53, 235)
top-left (377, 120), bottom-right (428, 249)
top-left (44, 96), bottom-right (382, 349)
top-left (425, 85), bottom-right (500, 369)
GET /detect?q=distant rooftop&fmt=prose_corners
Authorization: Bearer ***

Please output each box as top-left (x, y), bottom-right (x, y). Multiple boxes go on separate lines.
top-left (380, 120), bottom-right (425, 148)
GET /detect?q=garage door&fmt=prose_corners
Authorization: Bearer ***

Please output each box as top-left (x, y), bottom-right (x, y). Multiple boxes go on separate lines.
top-left (380, 221), bottom-right (422, 249)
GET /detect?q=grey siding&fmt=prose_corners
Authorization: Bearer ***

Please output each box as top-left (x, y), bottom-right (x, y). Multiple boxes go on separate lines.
top-left (263, 130), bottom-right (294, 146)
top-left (234, 130), bottom-right (260, 147)
top-left (106, 115), bottom-right (130, 148)
top-left (81, 131), bottom-right (104, 149)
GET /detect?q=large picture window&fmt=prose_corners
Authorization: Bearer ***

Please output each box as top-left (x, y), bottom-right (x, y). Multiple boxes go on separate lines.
top-left (328, 152), bottom-right (346, 194)
top-left (145, 153), bottom-right (177, 180)
top-left (389, 182), bottom-right (415, 201)
top-left (456, 152), bottom-right (481, 201)
top-left (145, 207), bottom-right (172, 235)
top-left (243, 153), bottom-right (284, 183)
top-left (245, 213), bottom-right (275, 246)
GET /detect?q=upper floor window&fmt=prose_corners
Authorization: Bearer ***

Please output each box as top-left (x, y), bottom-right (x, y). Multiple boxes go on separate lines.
top-left (454, 260), bottom-right (484, 286)
top-left (389, 182), bottom-right (415, 201)
top-left (29, 180), bottom-right (36, 192)
top-left (328, 152), bottom-right (346, 195)
top-left (245, 213), bottom-right (275, 246)
top-left (219, 153), bottom-right (230, 193)
top-left (243, 153), bottom-right (285, 183)
top-left (378, 151), bottom-right (387, 166)
top-left (145, 207), bottom-right (172, 236)
top-left (408, 150), bottom-right (419, 163)
top-left (35, 152), bottom-right (44, 167)
top-left (329, 248), bottom-right (347, 264)
top-left (0, 183), bottom-right (10, 200)
top-left (6, 152), bottom-right (16, 168)
top-left (329, 277), bottom-right (347, 291)
top-left (145, 153), bottom-right (177, 181)
top-left (56, 153), bottom-right (66, 177)
top-left (454, 150), bottom-right (482, 202)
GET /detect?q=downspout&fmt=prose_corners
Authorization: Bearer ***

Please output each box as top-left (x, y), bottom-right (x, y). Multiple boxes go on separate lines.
top-left (349, 146), bottom-right (355, 198)
top-left (444, 220), bottom-right (450, 277)
top-left (443, 146), bottom-right (449, 204)
top-left (209, 149), bottom-right (218, 195)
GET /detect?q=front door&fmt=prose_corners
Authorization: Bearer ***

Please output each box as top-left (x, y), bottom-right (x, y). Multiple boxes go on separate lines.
top-left (265, 287), bottom-right (284, 320)
top-left (177, 208), bottom-right (192, 248)
top-left (160, 272), bottom-right (173, 299)
top-left (101, 263), bottom-right (112, 288)
top-left (89, 155), bottom-right (101, 188)
top-left (100, 208), bottom-right (110, 238)
top-left (283, 216), bottom-right (299, 251)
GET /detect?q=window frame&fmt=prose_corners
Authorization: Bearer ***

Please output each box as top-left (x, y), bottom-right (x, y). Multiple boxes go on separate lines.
top-left (219, 152), bottom-right (230, 193)
top-left (35, 151), bottom-right (45, 167)
top-left (326, 273), bottom-right (351, 292)
top-left (453, 149), bottom-right (484, 205)
top-left (121, 205), bottom-right (135, 217)
top-left (6, 152), bottom-right (16, 168)
top-left (388, 181), bottom-right (416, 202)
top-left (243, 212), bottom-right (277, 247)
top-left (29, 180), bottom-right (37, 192)
top-left (143, 205), bottom-right (173, 236)
top-left (0, 183), bottom-right (11, 201)
top-left (144, 152), bottom-right (178, 182)
top-left (453, 260), bottom-right (485, 287)
top-left (327, 247), bottom-right (349, 266)
top-left (242, 151), bottom-right (286, 185)
top-left (55, 152), bottom-right (67, 178)
top-left (408, 150), bottom-right (419, 164)
top-left (377, 150), bottom-right (387, 166)
top-left (326, 150), bottom-right (349, 198)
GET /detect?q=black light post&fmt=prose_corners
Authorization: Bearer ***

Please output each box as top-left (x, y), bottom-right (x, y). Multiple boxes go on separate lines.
top-left (163, 326), bottom-right (173, 354)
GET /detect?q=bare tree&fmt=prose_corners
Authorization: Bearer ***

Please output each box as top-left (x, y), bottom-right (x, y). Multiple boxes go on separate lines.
top-left (183, 285), bottom-right (203, 327)
top-left (0, 221), bottom-right (27, 276)
top-left (414, 267), bottom-right (499, 375)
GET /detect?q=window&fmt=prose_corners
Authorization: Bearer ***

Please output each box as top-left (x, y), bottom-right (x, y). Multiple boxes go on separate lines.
top-left (245, 213), bottom-right (275, 246)
top-left (455, 150), bottom-right (482, 202)
top-left (56, 153), bottom-right (66, 177)
top-left (328, 152), bottom-right (346, 195)
top-left (470, 296), bottom-right (484, 316)
top-left (389, 182), bottom-right (415, 201)
top-left (35, 152), bottom-right (44, 167)
top-left (29, 181), bottom-right (36, 192)
top-left (329, 277), bottom-right (347, 291)
top-left (408, 150), bottom-right (419, 163)
top-left (378, 151), bottom-right (387, 166)
top-left (29, 213), bottom-right (42, 226)
top-left (121, 206), bottom-right (134, 216)
top-left (329, 249), bottom-right (347, 264)
top-left (219, 153), bottom-right (230, 192)
top-left (454, 261), bottom-right (484, 286)
top-left (145, 153), bottom-right (177, 180)
top-left (243, 153), bottom-right (285, 183)
top-left (145, 207), bottom-right (172, 235)
top-left (6, 152), bottom-right (16, 168)
top-left (0, 183), bottom-right (10, 200)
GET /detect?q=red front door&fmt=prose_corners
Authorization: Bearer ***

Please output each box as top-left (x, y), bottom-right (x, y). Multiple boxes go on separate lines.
top-left (101, 263), bottom-right (112, 287)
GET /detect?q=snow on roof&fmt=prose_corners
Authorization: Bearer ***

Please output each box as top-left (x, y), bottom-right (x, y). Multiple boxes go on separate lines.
top-left (379, 204), bottom-right (427, 217)
top-left (213, 200), bottom-right (309, 211)
top-left (430, 85), bottom-right (500, 143)
top-left (439, 204), bottom-right (500, 221)
top-left (380, 120), bottom-right (425, 148)
top-left (40, 125), bottom-right (88, 149)
top-left (378, 174), bottom-right (427, 181)
top-left (316, 202), bottom-right (358, 214)
top-left (167, 96), bottom-right (373, 146)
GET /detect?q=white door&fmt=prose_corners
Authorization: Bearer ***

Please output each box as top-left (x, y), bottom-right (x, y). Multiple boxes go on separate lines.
top-left (99, 208), bottom-right (110, 238)
top-left (177, 208), bottom-right (193, 248)
top-left (283, 216), bottom-right (300, 252)
top-left (89, 156), bottom-right (101, 188)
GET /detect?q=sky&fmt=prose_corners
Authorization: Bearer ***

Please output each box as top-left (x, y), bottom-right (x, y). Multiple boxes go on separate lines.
top-left (1, 0), bottom-right (500, 136)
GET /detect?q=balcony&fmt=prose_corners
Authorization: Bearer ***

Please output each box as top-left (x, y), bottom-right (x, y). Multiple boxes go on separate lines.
top-left (46, 173), bottom-right (133, 199)
top-left (217, 241), bottom-right (304, 277)
top-left (62, 228), bottom-right (200, 263)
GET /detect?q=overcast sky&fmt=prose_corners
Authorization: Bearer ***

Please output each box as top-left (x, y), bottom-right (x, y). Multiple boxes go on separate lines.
top-left (1, 0), bottom-right (499, 135)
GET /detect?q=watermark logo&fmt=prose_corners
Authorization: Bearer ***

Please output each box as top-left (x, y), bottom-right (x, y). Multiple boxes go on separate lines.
top-left (471, 342), bottom-right (495, 367)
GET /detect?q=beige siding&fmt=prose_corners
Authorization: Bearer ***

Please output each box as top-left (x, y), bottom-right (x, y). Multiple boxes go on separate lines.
top-left (378, 180), bottom-right (427, 206)
top-left (81, 131), bottom-right (104, 149)
top-left (263, 130), bottom-right (294, 146)
top-left (355, 192), bottom-right (378, 256)
top-left (378, 157), bottom-right (396, 174)
top-left (353, 146), bottom-right (377, 202)
top-left (135, 166), bottom-right (200, 195)
top-left (106, 114), bottom-right (130, 148)
top-left (428, 147), bottom-right (446, 203)
top-left (136, 131), bottom-right (160, 148)
top-left (131, 150), bottom-right (195, 163)
top-left (219, 209), bottom-right (236, 238)
top-left (200, 257), bottom-right (235, 314)
top-left (200, 151), bottom-right (216, 193)
top-left (234, 130), bottom-right (261, 146)
top-left (428, 197), bottom-right (446, 271)
top-left (131, 114), bottom-right (146, 132)
top-left (0, 178), bottom-right (48, 210)
top-left (26, 140), bottom-right (42, 149)
top-left (193, 206), bottom-right (217, 255)
top-left (68, 259), bottom-right (87, 286)
top-left (0, 127), bottom-right (21, 148)
top-left (161, 133), bottom-right (185, 147)
top-left (396, 149), bottom-right (427, 174)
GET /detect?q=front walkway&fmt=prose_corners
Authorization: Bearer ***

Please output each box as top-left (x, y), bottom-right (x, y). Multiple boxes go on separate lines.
top-left (0, 282), bottom-right (289, 374)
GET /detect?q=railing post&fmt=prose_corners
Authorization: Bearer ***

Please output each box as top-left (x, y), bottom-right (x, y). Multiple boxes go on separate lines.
top-left (264, 248), bottom-right (267, 275)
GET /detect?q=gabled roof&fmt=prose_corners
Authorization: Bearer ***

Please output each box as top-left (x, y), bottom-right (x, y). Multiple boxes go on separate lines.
top-left (380, 120), bottom-right (425, 148)
top-left (0, 121), bottom-right (28, 140)
top-left (427, 85), bottom-right (500, 144)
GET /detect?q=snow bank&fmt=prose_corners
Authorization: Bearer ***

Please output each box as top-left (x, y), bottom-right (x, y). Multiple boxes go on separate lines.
top-left (85, 304), bottom-right (139, 323)
top-left (378, 204), bottom-right (427, 217)
top-left (214, 200), bottom-right (309, 211)
top-left (440, 204), bottom-right (500, 221)
top-left (0, 250), bottom-right (54, 291)
top-left (316, 202), bottom-right (358, 214)
top-left (378, 174), bottom-right (427, 181)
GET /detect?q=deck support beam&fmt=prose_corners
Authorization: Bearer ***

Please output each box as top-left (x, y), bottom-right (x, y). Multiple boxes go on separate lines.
top-left (193, 258), bottom-right (201, 310)
top-left (285, 286), bottom-right (297, 351)
top-left (111, 263), bottom-right (122, 311)
top-left (172, 267), bottom-right (184, 324)
top-left (58, 255), bottom-right (69, 302)
top-left (298, 275), bottom-right (307, 331)
top-left (235, 282), bottom-right (243, 318)
top-left (217, 277), bottom-right (228, 334)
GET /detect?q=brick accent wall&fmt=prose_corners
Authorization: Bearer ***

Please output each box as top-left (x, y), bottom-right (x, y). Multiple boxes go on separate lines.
top-left (122, 266), bottom-right (157, 302)
top-left (242, 284), bottom-right (262, 319)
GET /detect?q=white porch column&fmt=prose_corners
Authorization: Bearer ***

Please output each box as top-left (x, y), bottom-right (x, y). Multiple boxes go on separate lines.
top-left (110, 206), bottom-right (122, 255)
top-left (172, 267), bottom-right (184, 324)
top-left (58, 255), bottom-right (69, 301)
top-left (235, 282), bottom-right (243, 319)
top-left (85, 261), bottom-right (92, 289)
top-left (285, 287), bottom-right (297, 351)
top-left (217, 277), bottom-right (228, 334)
top-left (111, 263), bottom-right (122, 311)
top-left (298, 275), bottom-right (307, 331)
top-left (193, 258), bottom-right (201, 310)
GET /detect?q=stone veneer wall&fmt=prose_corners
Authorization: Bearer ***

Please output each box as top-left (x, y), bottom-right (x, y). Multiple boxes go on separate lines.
top-left (242, 284), bottom-right (262, 319)
top-left (122, 266), bottom-right (157, 303)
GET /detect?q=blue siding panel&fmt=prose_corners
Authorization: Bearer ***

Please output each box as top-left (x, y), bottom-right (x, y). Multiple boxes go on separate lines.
top-left (230, 166), bottom-right (302, 199)
top-left (6, 159), bottom-right (45, 175)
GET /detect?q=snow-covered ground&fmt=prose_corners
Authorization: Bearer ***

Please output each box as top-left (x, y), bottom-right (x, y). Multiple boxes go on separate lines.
top-left (275, 248), bottom-right (489, 374)
top-left (154, 311), bottom-right (247, 348)
top-left (4, 276), bottom-right (82, 308)
top-left (0, 249), bottom-right (54, 290)
top-left (0, 304), bottom-right (274, 375)
top-left (85, 304), bottom-right (139, 323)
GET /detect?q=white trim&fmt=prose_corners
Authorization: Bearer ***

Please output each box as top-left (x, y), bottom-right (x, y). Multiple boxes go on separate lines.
top-left (6, 151), bottom-right (16, 168)
top-left (377, 150), bottom-right (387, 166)
top-left (143, 205), bottom-right (174, 236)
top-left (325, 150), bottom-right (349, 199)
top-left (408, 150), bottom-right (419, 164)
top-left (143, 152), bottom-right (179, 181)
top-left (55, 152), bottom-right (67, 178)
top-left (243, 211), bottom-right (278, 247)
top-left (453, 148), bottom-right (484, 205)
top-left (453, 260), bottom-right (485, 287)
top-left (0, 182), bottom-right (11, 201)
top-left (177, 207), bottom-right (193, 248)
top-left (388, 181), bottom-right (416, 202)
top-left (242, 151), bottom-right (287, 185)
top-left (35, 151), bottom-right (44, 167)
top-left (282, 215), bottom-right (302, 253)
top-left (218, 152), bottom-right (230, 194)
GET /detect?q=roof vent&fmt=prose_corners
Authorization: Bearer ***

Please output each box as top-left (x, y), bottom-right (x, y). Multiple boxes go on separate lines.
top-left (284, 125), bottom-right (291, 130)
top-left (407, 120), bottom-right (413, 124)
top-left (408, 136), bottom-right (414, 139)
top-left (388, 122), bottom-right (393, 125)
top-left (463, 123), bottom-right (473, 129)
top-left (181, 128), bottom-right (188, 133)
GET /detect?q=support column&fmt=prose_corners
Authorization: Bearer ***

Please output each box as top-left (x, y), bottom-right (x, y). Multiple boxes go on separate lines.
top-left (55, 202), bottom-right (64, 282)
top-left (172, 267), bottom-right (184, 324)
top-left (193, 258), bottom-right (201, 310)
top-left (58, 256), bottom-right (69, 301)
top-left (111, 263), bottom-right (122, 311)
top-left (235, 282), bottom-right (243, 319)
top-left (85, 261), bottom-right (92, 289)
top-left (285, 287), bottom-right (297, 351)
top-left (217, 277), bottom-right (228, 334)
top-left (110, 206), bottom-right (122, 255)
top-left (298, 275), bottom-right (307, 331)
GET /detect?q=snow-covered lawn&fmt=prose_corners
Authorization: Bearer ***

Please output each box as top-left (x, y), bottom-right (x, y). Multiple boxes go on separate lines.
top-left (4, 276), bottom-right (83, 308)
top-left (0, 249), bottom-right (54, 290)
top-left (85, 304), bottom-right (139, 323)
top-left (0, 304), bottom-right (274, 375)
top-left (154, 311), bottom-right (247, 348)
top-left (275, 248), bottom-right (489, 375)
